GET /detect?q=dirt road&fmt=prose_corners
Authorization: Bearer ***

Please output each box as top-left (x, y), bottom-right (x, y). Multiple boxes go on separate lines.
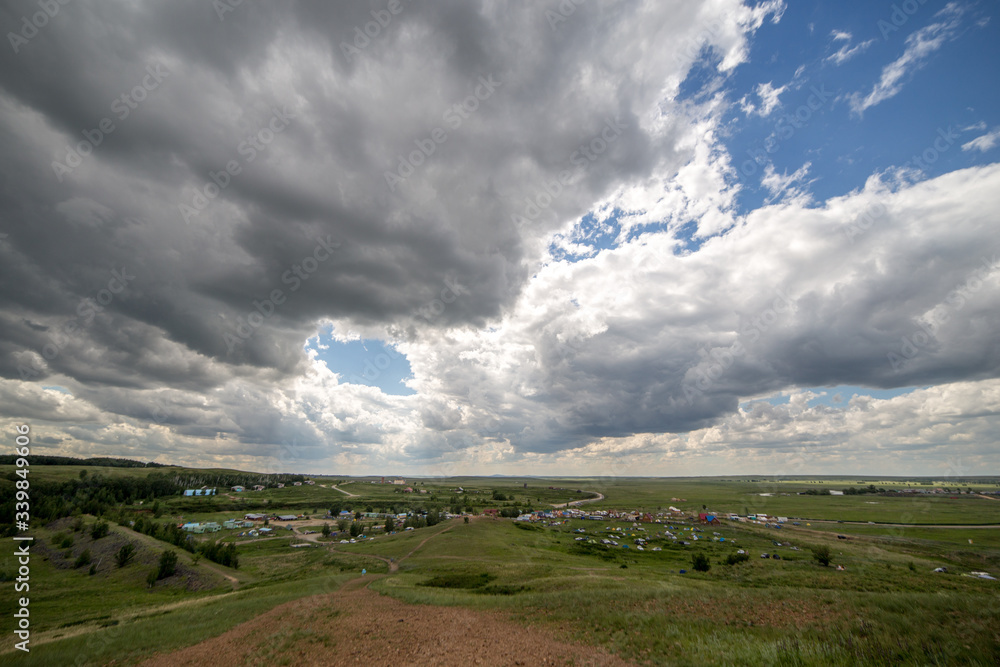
top-left (551, 492), bottom-right (604, 508)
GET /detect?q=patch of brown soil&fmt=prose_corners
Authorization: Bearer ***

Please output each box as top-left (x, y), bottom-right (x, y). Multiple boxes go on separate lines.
top-left (142, 579), bottom-right (632, 666)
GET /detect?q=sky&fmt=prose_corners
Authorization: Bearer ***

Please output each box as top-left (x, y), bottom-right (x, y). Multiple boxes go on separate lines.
top-left (1, 0), bottom-right (998, 478)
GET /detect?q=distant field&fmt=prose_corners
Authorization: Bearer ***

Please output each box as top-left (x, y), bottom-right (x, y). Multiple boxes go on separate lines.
top-left (3, 468), bottom-right (998, 665)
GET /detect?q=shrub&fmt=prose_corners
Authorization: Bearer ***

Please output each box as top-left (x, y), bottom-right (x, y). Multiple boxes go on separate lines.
top-left (421, 572), bottom-right (494, 589)
top-left (90, 520), bottom-right (109, 540)
top-left (60, 535), bottom-right (74, 549)
top-left (146, 569), bottom-right (158, 588)
top-left (692, 553), bottom-right (711, 572)
top-left (724, 552), bottom-right (750, 565)
top-left (88, 564), bottom-right (97, 576)
top-left (812, 545), bottom-right (832, 567)
top-left (157, 550), bottom-right (178, 579)
top-left (75, 549), bottom-right (92, 568)
top-left (115, 543), bottom-right (137, 568)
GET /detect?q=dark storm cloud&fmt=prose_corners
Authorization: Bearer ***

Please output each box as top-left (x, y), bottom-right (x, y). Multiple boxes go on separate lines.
top-left (0, 0), bottom-right (691, 402)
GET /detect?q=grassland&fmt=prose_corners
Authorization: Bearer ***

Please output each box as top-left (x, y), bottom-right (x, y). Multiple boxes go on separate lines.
top-left (2, 467), bottom-right (998, 665)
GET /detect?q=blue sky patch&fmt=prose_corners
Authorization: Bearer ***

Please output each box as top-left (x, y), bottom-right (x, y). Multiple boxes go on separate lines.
top-left (307, 330), bottom-right (415, 396)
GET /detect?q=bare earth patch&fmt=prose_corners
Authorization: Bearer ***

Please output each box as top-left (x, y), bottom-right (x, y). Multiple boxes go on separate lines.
top-left (142, 578), bottom-right (632, 666)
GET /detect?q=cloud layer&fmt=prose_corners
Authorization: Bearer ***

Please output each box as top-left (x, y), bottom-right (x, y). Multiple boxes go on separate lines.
top-left (1, 0), bottom-right (997, 474)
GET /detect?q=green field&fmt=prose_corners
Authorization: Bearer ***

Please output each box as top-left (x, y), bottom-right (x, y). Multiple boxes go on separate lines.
top-left (2, 467), bottom-right (998, 665)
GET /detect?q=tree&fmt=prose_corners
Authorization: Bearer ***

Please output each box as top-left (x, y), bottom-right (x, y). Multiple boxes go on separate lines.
top-left (812, 545), bottom-right (832, 567)
top-left (384, 516), bottom-right (395, 533)
top-left (157, 550), bottom-right (178, 579)
top-left (152, 500), bottom-right (163, 518)
top-left (322, 523), bottom-right (331, 538)
top-left (115, 543), bottom-right (137, 568)
top-left (337, 518), bottom-right (349, 532)
top-left (691, 553), bottom-right (711, 572)
top-left (349, 522), bottom-right (360, 537)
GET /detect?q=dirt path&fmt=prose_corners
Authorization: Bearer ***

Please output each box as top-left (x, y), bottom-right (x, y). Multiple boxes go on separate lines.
top-left (142, 581), bottom-right (631, 667)
top-left (338, 520), bottom-right (458, 573)
top-left (330, 483), bottom-right (357, 497)
top-left (551, 492), bottom-right (604, 508)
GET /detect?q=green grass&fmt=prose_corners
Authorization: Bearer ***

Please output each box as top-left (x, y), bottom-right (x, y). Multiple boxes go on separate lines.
top-left (5, 471), bottom-right (999, 665)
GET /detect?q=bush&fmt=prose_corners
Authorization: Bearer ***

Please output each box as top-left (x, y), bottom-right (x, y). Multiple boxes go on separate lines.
top-left (88, 564), bottom-right (97, 576)
top-left (115, 543), bottom-right (137, 568)
top-left (146, 569), bottom-right (158, 588)
top-left (90, 520), bottom-right (109, 540)
top-left (691, 553), bottom-right (711, 572)
top-left (60, 535), bottom-right (74, 549)
top-left (157, 550), bottom-right (178, 579)
top-left (75, 549), bottom-right (92, 568)
top-left (724, 552), bottom-right (750, 565)
top-left (812, 545), bottom-right (832, 567)
top-left (322, 523), bottom-right (332, 537)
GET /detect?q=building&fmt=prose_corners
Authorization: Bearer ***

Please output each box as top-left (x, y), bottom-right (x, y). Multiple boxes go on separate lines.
top-left (277, 514), bottom-right (298, 522)
top-left (293, 481), bottom-right (302, 486)
top-left (244, 513), bottom-right (266, 521)
top-left (253, 485), bottom-right (265, 491)
top-left (276, 483), bottom-right (285, 489)
top-left (392, 478), bottom-right (405, 485)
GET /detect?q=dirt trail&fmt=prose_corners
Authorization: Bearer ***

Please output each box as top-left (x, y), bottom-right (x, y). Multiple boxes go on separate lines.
top-left (142, 582), bottom-right (631, 667)
top-left (339, 519), bottom-right (458, 573)
top-left (330, 484), bottom-right (357, 497)
top-left (551, 492), bottom-right (604, 508)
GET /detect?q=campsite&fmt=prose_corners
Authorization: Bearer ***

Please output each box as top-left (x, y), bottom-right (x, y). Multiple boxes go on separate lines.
top-left (1, 464), bottom-right (998, 665)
